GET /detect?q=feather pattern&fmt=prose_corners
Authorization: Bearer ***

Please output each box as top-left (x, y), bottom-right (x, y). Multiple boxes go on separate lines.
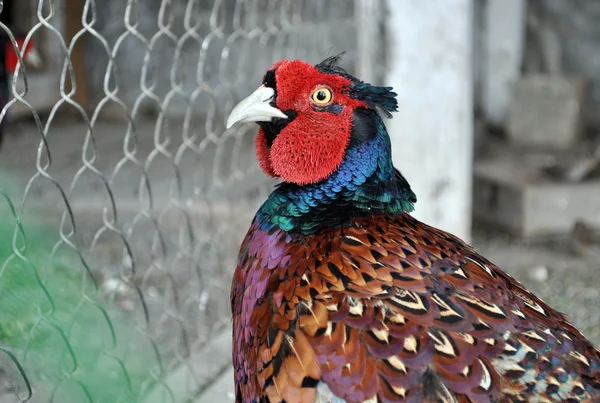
top-left (231, 214), bottom-right (600, 402)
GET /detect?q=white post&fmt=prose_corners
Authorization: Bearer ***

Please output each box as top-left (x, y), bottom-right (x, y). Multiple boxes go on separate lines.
top-left (483, 0), bottom-right (526, 126)
top-left (385, 0), bottom-right (474, 242)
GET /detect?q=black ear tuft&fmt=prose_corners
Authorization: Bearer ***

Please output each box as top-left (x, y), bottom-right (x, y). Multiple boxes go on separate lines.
top-left (352, 83), bottom-right (398, 118)
top-left (315, 52), bottom-right (354, 79)
top-left (316, 52), bottom-right (346, 70)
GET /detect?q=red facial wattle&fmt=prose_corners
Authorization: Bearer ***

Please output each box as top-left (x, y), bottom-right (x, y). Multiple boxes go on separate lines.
top-left (255, 59), bottom-right (368, 185)
top-left (259, 106), bottom-right (354, 185)
top-left (256, 127), bottom-right (277, 177)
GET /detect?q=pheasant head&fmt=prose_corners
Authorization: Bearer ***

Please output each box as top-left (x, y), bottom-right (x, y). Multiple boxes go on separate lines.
top-left (227, 55), bottom-right (416, 234)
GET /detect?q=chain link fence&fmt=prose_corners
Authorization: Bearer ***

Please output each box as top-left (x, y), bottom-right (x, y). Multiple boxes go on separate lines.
top-left (0, 0), bottom-right (377, 401)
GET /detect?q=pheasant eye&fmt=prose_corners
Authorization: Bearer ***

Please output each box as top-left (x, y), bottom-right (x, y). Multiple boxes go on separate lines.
top-left (310, 87), bottom-right (332, 105)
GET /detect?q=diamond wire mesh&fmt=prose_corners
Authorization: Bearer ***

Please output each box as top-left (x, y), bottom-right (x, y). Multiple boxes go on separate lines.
top-left (0, 0), bottom-right (364, 401)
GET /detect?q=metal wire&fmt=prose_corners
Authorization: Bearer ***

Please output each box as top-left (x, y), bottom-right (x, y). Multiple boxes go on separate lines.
top-left (0, 0), bottom-right (363, 401)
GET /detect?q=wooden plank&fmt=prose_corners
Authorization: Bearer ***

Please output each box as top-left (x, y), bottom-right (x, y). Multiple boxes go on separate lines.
top-left (474, 157), bottom-right (600, 237)
top-left (384, 0), bottom-right (474, 242)
top-left (524, 182), bottom-right (600, 237)
top-left (65, 0), bottom-right (89, 109)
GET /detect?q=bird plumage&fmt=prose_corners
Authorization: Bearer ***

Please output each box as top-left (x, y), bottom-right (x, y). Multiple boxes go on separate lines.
top-left (229, 57), bottom-right (600, 402)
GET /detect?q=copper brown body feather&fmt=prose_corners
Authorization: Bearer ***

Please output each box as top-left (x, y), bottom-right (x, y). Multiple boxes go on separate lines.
top-left (231, 213), bottom-right (600, 402)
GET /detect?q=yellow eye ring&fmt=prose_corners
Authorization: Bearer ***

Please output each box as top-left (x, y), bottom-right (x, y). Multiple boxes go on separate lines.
top-left (310, 87), bottom-right (333, 105)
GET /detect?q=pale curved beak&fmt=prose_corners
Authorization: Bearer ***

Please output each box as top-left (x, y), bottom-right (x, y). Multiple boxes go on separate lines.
top-left (226, 85), bottom-right (288, 129)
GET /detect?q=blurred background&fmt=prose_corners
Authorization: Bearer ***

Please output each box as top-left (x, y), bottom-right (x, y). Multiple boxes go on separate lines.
top-left (0, 0), bottom-right (597, 402)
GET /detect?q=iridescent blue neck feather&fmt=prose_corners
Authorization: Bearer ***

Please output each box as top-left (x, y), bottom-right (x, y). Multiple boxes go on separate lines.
top-left (257, 108), bottom-right (416, 235)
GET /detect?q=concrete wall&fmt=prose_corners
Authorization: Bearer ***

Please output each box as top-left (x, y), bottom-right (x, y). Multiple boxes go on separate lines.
top-left (481, 0), bottom-right (526, 127)
top-left (526, 0), bottom-right (600, 128)
top-left (385, 0), bottom-right (474, 241)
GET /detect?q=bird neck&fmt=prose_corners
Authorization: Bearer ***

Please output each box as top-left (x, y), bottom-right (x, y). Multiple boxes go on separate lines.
top-left (257, 109), bottom-right (416, 235)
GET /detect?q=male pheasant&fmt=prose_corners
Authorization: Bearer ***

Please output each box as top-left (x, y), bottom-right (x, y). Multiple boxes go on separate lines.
top-left (226, 56), bottom-right (600, 402)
